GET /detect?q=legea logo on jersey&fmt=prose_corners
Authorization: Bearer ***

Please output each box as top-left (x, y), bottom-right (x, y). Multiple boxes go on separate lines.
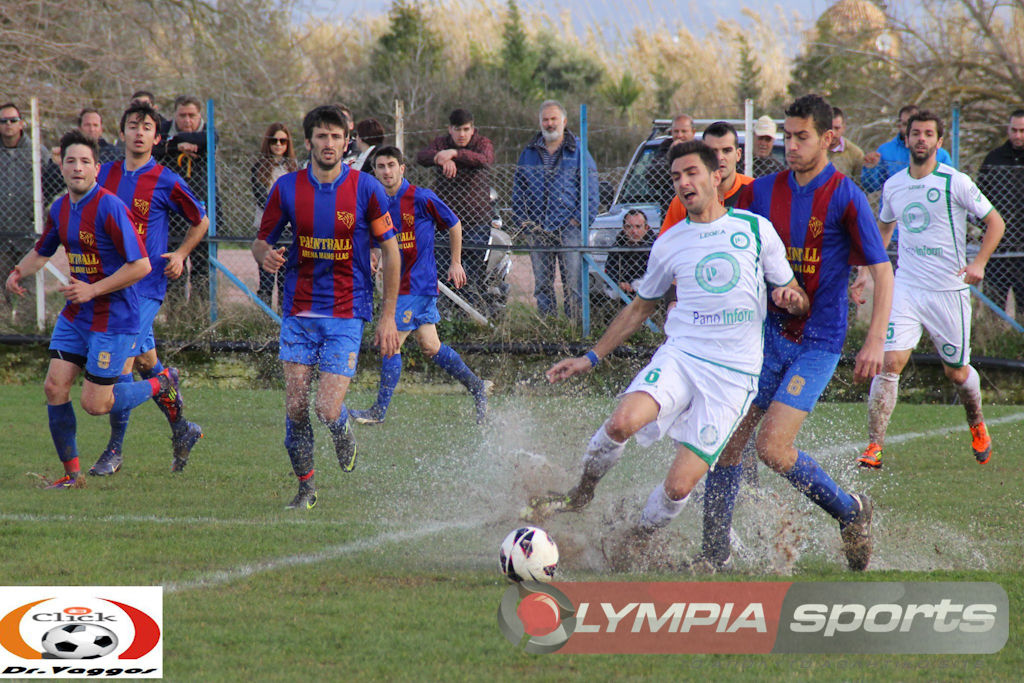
top-left (0, 587), bottom-right (162, 678)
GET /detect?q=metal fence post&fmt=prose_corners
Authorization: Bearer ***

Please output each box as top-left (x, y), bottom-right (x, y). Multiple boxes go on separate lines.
top-left (580, 103), bottom-right (590, 337)
top-left (30, 97), bottom-right (44, 331)
top-left (207, 99), bottom-right (218, 324)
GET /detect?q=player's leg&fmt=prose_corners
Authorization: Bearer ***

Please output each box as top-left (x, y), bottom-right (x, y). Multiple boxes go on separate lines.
top-left (758, 401), bottom-right (872, 570)
top-left (90, 355), bottom-right (136, 477)
top-left (136, 346), bottom-right (204, 471)
top-left (351, 305), bottom-right (411, 425)
top-left (43, 356), bottom-right (85, 489)
top-left (414, 311), bottom-right (489, 424)
top-left (312, 317), bottom-right (364, 474)
top-left (283, 360), bottom-right (317, 509)
top-left (78, 331), bottom-right (172, 418)
top-left (931, 289), bottom-right (989, 463)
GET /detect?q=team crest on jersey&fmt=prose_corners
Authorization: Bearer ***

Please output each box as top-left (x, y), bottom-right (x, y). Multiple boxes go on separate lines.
top-left (336, 211), bottom-right (355, 228)
top-left (730, 232), bottom-right (751, 250)
top-left (699, 424), bottom-right (719, 447)
top-left (134, 198), bottom-right (151, 216)
top-left (402, 212), bottom-right (415, 228)
top-left (926, 188), bottom-right (941, 203)
top-left (808, 216), bottom-right (823, 239)
top-left (79, 230), bottom-right (95, 247)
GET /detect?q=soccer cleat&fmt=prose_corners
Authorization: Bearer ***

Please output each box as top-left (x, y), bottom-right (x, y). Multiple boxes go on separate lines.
top-left (856, 442), bottom-right (884, 469)
top-left (335, 417), bottom-right (357, 472)
top-left (473, 379), bottom-right (493, 425)
top-left (155, 367), bottom-right (184, 423)
top-left (88, 449), bottom-right (123, 477)
top-left (689, 553), bottom-right (735, 575)
top-left (285, 484), bottom-right (317, 510)
top-left (839, 493), bottom-right (873, 571)
top-left (350, 406), bottom-right (385, 425)
top-left (45, 474), bottom-right (85, 490)
top-left (521, 483), bottom-right (594, 523)
top-left (970, 422), bottom-right (991, 465)
top-left (170, 421), bottom-right (204, 472)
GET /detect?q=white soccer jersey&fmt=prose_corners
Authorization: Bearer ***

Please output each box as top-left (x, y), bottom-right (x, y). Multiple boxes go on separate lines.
top-left (880, 162), bottom-right (993, 291)
top-left (636, 208), bottom-right (794, 375)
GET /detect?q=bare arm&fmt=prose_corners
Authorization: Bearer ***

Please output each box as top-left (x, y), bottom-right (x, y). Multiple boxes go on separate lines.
top-left (163, 216), bottom-right (210, 279)
top-left (546, 296), bottom-right (659, 382)
top-left (959, 209), bottom-right (1005, 285)
top-left (447, 221), bottom-right (466, 288)
top-left (375, 236), bottom-right (401, 357)
top-left (5, 250), bottom-right (51, 296)
top-left (251, 238), bottom-right (286, 273)
top-left (854, 260), bottom-right (894, 383)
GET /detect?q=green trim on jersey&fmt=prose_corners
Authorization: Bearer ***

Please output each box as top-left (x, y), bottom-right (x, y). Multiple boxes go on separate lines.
top-left (931, 169), bottom-right (963, 266)
top-left (727, 208), bottom-right (762, 256)
top-left (681, 349), bottom-right (760, 378)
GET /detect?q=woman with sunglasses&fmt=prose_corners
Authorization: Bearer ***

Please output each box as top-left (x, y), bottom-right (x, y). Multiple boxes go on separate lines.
top-left (251, 123), bottom-right (297, 309)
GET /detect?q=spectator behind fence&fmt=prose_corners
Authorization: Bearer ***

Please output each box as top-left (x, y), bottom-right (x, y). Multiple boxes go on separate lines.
top-left (752, 115), bottom-right (785, 177)
top-left (163, 95), bottom-right (216, 304)
top-left (511, 100), bottom-right (598, 319)
top-left (644, 113), bottom-right (695, 213)
top-left (250, 123), bottom-right (298, 309)
top-left (862, 104), bottom-right (953, 200)
top-left (349, 118), bottom-right (384, 173)
top-left (977, 109), bottom-right (1024, 318)
top-left (416, 108), bottom-right (495, 309)
top-left (829, 107), bottom-right (864, 179)
top-left (0, 102), bottom-right (34, 314)
top-left (606, 209), bottom-right (655, 295)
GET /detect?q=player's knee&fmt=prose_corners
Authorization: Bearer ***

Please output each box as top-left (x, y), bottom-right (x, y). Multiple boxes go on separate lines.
top-left (79, 396), bottom-right (111, 416)
top-left (604, 414), bottom-right (639, 442)
top-left (421, 340), bottom-right (441, 357)
top-left (663, 479), bottom-right (694, 501)
top-left (314, 406), bottom-right (341, 425)
top-left (944, 364), bottom-right (969, 383)
top-left (43, 376), bottom-right (70, 404)
top-left (755, 430), bottom-right (794, 471)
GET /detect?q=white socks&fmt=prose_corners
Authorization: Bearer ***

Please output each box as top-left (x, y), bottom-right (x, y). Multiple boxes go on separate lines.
top-left (581, 423), bottom-right (627, 480)
top-left (867, 372), bottom-right (900, 445)
top-left (639, 481), bottom-right (689, 530)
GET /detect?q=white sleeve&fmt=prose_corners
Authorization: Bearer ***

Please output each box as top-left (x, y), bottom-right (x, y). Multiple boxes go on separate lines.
top-left (634, 238), bottom-right (675, 300)
top-left (758, 216), bottom-right (795, 287)
top-left (954, 172), bottom-right (994, 220)
top-left (878, 177), bottom-right (897, 223)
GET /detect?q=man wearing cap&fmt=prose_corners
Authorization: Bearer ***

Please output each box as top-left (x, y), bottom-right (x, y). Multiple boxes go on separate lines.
top-left (829, 107), bottom-right (865, 179)
top-left (752, 115), bottom-right (785, 177)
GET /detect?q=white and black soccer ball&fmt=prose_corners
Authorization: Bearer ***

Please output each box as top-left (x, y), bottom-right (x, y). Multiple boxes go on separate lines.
top-left (41, 624), bottom-right (118, 659)
top-left (499, 526), bottom-right (559, 583)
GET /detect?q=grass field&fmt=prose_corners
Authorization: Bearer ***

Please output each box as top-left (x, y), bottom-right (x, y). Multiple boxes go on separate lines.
top-left (1, 381), bottom-right (1023, 680)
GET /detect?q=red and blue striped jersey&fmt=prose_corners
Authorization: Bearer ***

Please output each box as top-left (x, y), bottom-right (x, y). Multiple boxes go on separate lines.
top-left (35, 184), bottom-right (148, 333)
top-left (258, 166), bottom-right (396, 320)
top-left (97, 158), bottom-right (206, 302)
top-left (738, 163), bottom-right (888, 352)
top-left (388, 180), bottom-right (459, 296)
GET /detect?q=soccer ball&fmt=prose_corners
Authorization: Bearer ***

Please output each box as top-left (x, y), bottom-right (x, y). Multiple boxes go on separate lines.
top-left (41, 624), bottom-right (118, 659)
top-left (499, 526), bottom-right (559, 583)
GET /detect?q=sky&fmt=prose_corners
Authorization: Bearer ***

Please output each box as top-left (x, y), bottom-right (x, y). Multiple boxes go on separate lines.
top-left (316, 0), bottom-right (840, 37)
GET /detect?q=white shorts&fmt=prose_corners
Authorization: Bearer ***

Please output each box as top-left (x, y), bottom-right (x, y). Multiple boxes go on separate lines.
top-left (623, 345), bottom-right (757, 467)
top-left (885, 281), bottom-right (971, 367)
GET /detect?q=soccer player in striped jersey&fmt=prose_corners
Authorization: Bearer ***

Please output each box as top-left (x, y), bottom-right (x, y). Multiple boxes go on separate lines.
top-left (5, 131), bottom-right (181, 489)
top-left (90, 102), bottom-right (210, 476)
top-left (253, 105), bottom-right (401, 510)
top-left (350, 146), bottom-right (489, 426)
top-left (698, 94), bottom-right (894, 572)
top-left (857, 111), bottom-right (1004, 469)
top-left (532, 141), bottom-right (807, 570)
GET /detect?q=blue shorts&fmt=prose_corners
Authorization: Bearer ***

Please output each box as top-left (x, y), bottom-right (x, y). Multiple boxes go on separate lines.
top-left (753, 330), bottom-right (841, 413)
top-left (131, 296), bottom-right (163, 355)
top-left (49, 315), bottom-right (139, 383)
top-left (395, 294), bottom-right (440, 331)
top-left (279, 316), bottom-right (364, 377)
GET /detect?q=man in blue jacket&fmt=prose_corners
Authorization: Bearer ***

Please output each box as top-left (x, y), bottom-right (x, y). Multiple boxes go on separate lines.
top-left (511, 100), bottom-right (598, 318)
top-left (861, 104), bottom-right (953, 196)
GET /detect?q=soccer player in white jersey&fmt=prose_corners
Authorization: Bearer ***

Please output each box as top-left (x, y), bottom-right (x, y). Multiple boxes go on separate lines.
top-left (857, 111), bottom-right (1004, 469)
top-left (530, 140), bottom-right (809, 567)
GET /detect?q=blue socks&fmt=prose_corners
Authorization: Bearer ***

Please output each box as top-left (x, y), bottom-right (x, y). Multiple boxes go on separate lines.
top-left (106, 373), bottom-right (134, 454)
top-left (48, 402), bottom-right (78, 463)
top-left (111, 377), bottom-right (158, 413)
top-left (432, 344), bottom-right (482, 393)
top-left (702, 464), bottom-right (743, 562)
top-left (784, 450), bottom-right (859, 523)
top-left (374, 353), bottom-right (403, 414)
top-left (285, 416), bottom-right (315, 478)
top-left (139, 361), bottom-right (164, 380)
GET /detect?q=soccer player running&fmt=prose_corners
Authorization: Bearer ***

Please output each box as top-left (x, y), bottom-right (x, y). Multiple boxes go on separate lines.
top-left (535, 140), bottom-right (809, 569)
top-left (252, 105), bottom-right (401, 510)
top-left (856, 111), bottom-right (1004, 469)
top-left (5, 131), bottom-right (181, 489)
top-left (697, 94), bottom-right (894, 572)
top-left (89, 102), bottom-right (209, 476)
top-left (350, 146), bottom-right (489, 425)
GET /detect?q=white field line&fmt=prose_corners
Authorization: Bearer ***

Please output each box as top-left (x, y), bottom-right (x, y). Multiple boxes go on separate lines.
top-left (163, 518), bottom-right (487, 593)
top-left (0, 512), bottom-right (369, 527)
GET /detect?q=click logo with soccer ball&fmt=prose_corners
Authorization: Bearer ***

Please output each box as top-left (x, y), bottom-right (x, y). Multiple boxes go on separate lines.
top-left (0, 587), bottom-right (162, 678)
